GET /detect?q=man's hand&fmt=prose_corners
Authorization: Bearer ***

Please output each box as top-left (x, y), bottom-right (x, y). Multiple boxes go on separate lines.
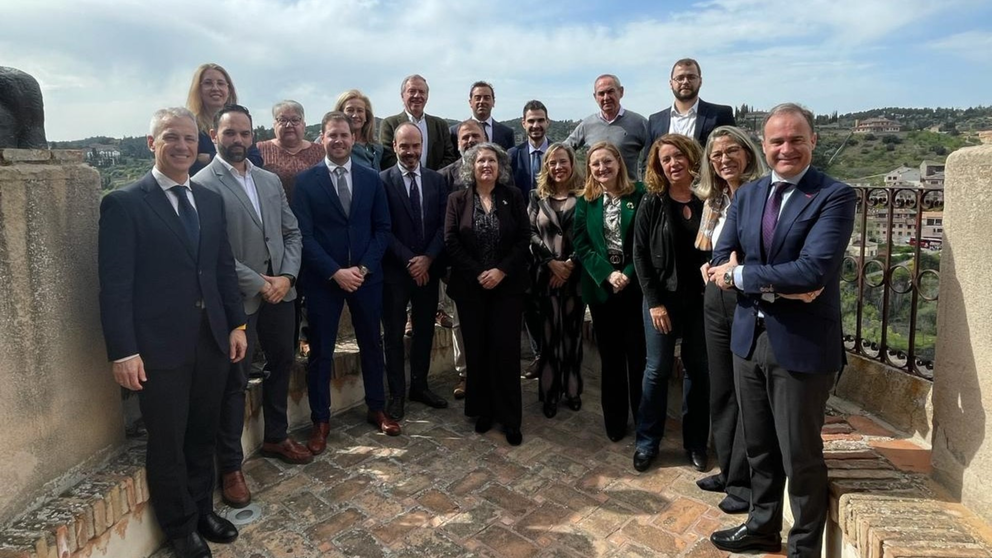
top-left (707, 252), bottom-right (739, 291)
top-left (779, 287), bottom-right (824, 303)
top-left (261, 274), bottom-right (291, 303)
top-left (700, 262), bottom-right (711, 284)
top-left (608, 270), bottom-right (629, 293)
top-left (230, 329), bottom-right (248, 363)
top-left (649, 305), bottom-right (672, 334)
top-left (332, 267), bottom-right (365, 292)
top-left (407, 255), bottom-right (431, 279)
top-left (478, 268), bottom-right (506, 290)
top-left (112, 356), bottom-right (147, 391)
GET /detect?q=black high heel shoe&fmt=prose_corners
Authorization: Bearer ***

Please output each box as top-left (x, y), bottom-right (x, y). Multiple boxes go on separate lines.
top-left (564, 396), bottom-right (582, 411)
top-left (543, 399), bottom-right (558, 418)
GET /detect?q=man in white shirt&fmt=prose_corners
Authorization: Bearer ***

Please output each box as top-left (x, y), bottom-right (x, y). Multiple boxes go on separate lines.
top-left (448, 81), bottom-right (516, 150)
top-left (648, 58), bottom-right (736, 147)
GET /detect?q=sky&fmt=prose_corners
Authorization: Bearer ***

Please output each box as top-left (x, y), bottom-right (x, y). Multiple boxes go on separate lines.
top-left (3, 0), bottom-right (991, 141)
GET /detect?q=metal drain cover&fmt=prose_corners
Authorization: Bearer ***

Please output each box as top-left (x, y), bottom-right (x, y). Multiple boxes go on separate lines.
top-left (223, 503), bottom-right (262, 526)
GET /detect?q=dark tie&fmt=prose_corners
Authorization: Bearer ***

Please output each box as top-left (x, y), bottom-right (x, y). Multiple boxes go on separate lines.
top-left (170, 185), bottom-right (200, 255)
top-left (334, 166), bottom-right (351, 218)
top-left (761, 181), bottom-right (788, 257)
top-left (479, 120), bottom-right (490, 142)
top-left (407, 172), bottom-right (424, 251)
top-left (530, 150), bottom-right (542, 190)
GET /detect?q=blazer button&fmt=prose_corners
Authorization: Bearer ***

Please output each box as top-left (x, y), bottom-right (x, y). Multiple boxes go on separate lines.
top-left (264, 237), bottom-right (270, 242)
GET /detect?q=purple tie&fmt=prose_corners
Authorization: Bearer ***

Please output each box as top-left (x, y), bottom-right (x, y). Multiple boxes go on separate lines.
top-left (762, 181), bottom-right (788, 257)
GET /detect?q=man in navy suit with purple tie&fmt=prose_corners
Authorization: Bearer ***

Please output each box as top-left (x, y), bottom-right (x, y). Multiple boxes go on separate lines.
top-left (707, 103), bottom-right (856, 556)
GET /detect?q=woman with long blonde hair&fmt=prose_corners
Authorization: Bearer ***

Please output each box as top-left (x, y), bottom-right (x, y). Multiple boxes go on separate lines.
top-left (185, 63), bottom-right (263, 175)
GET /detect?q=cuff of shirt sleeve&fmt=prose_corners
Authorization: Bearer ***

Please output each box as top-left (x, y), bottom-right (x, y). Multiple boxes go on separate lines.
top-left (114, 354), bottom-right (139, 363)
top-left (733, 265), bottom-right (745, 290)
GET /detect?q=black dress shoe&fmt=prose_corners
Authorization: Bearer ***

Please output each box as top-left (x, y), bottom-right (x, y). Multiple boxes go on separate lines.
top-left (564, 396), bottom-right (582, 411)
top-left (197, 511), bottom-right (238, 544)
top-left (475, 416), bottom-right (493, 434)
top-left (607, 428), bottom-right (626, 442)
top-left (633, 450), bottom-right (655, 472)
top-left (542, 400), bottom-right (558, 418)
top-left (718, 494), bottom-right (749, 514)
top-left (387, 395), bottom-right (405, 420)
top-left (710, 524), bottom-right (781, 553)
top-left (171, 531), bottom-right (211, 558)
top-left (504, 427), bottom-right (523, 446)
top-left (409, 388), bottom-right (448, 409)
top-left (688, 450), bottom-right (708, 472)
top-left (695, 473), bottom-right (725, 492)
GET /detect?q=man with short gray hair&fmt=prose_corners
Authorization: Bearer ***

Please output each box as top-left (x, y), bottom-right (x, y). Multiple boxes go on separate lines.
top-left (380, 74), bottom-right (458, 170)
top-left (564, 74), bottom-right (649, 179)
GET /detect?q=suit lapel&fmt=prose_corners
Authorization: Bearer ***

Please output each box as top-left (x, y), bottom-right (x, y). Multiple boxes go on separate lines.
top-left (588, 196), bottom-right (606, 254)
top-left (216, 163), bottom-right (263, 230)
top-left (315, 166), bottom-right (348, 219)
top-left (770, 171), bottom-right (820, 260)
top-left (389, 167), bottom-right (415, 221)
top-left (620, 193), bottom-right (635, 241)
top-left (142, 175), bottom-right (197, 260)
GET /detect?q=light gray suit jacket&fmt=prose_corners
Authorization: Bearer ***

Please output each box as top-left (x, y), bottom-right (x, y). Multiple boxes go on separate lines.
top-left (193, 157), bottom-right (302, 315)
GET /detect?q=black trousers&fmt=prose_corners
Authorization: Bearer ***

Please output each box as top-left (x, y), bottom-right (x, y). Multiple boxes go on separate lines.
top-left (217, 300), bottom-right (296, 473)
top-left (457, 288), bottom-right (524, 429)
top-left (588, 285), bottom-right (645, 438)
top-left (736, 330), bottom-right (835, 557)
top-left (702, 282), bottom-right (751, 501)
top-left (382, 275), bottom-right (440, 397)
top-left (138, 313), bottom-right (229, 539)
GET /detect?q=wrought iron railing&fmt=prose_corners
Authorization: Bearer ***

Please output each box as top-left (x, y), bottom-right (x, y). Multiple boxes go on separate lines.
top-left (841, 186), bottom-right (943, 380)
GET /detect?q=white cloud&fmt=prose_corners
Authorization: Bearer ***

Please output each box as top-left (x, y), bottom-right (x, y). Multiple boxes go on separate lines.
top-left (0, 0), bottom-right (986, 139)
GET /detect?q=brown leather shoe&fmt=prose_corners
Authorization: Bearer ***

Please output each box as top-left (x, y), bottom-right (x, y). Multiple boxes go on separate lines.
top-left (221, 470), bottom-right (251, 508)
top-left (452, 379), bottom-right (466, 400)
top-left (261, 438), bottom-right (314, 465)
top-left (367, 410), bottom-right (402, 436)
top-left (307, 422), bottom-right (330, 455)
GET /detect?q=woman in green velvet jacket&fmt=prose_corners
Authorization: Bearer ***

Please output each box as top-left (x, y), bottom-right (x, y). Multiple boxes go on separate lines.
top-left (572, 141), bottom-right (646, 442)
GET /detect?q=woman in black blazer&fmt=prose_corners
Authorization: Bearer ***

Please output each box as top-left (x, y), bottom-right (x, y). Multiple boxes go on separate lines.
top-left (444, 143), bottom-right (531, 446)
top-left (527, 143), bottom-right (586, 418)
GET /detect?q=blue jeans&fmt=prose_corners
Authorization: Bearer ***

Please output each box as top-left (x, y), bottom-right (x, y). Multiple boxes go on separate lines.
top-left (635, 297), bottom-right (709, 455)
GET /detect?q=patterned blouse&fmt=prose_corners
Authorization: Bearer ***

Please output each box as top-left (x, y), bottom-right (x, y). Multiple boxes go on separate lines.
top-left (602, 192), bottom-right (623, 254)
top-left (473, 193), bottom-right (502, 269)
top-left (256, 140), bottom-right (325, 201)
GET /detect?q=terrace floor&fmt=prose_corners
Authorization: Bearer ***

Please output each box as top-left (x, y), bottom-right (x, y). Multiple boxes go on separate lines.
top-left (148, 357), bottom-right (935, 558)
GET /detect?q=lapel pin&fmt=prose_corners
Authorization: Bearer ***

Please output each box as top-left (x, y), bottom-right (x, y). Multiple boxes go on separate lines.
top-left (502, 199), bottom-right (508, 205)
top-left (626, 202), bottom-right (634, 209)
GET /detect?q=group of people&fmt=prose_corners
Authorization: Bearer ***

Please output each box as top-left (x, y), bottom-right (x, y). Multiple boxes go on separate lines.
top-left (97, 58), bottom-right (856, 558)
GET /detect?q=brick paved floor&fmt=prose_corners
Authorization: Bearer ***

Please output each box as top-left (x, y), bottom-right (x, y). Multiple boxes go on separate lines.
top-left (152, 360), bottom-right (783, 558)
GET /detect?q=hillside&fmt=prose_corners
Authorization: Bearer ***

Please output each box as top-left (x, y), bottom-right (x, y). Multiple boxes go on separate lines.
top-left (816, 130), bottom-right (979, 184)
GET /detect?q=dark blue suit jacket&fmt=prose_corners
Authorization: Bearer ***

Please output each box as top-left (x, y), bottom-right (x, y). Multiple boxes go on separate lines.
top-left (507, 141), bottom-right (539, 199)
top-left (98, 172), bottom-right (246, 369)
top-left (379, 165), bottom-right (449, 283)
top-left (712, 167), bottom-right (856, 374)
top-left (449, 120), bottom-right (515, 151)
top-left (291, 161), bottom-right (391, 305)
top-left (647, 99), bottom-right (736, 147)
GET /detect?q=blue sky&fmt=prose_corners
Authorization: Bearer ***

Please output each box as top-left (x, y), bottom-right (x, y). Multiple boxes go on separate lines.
top-left (2, 0), bottom-right (990, 140)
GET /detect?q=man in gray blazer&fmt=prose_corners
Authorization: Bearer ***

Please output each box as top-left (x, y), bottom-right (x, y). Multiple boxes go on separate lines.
top-left (194, 105), bottom-right (310, 510)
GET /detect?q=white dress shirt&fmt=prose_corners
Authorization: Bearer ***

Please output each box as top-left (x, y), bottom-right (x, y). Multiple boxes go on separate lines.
top-left (216, 157), bottom-right (262, 223)
top-left (325, 157), bottom-right (354, 197)
top-left (669, 98), bottom-right (700, 138)
top-left (406, 111), bottom-right (430, 167)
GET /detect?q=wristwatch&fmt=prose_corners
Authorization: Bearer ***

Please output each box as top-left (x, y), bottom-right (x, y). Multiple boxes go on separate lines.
top-left (358, 265), bottom-right (370, 277)
top-left (723, 266), bottom-right (736, 288)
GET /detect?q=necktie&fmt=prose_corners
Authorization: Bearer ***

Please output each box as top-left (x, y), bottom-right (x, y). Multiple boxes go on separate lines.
top-left (170, 185), bottom-right (200, 255)
top-left (479, 120), bottom-right (490, 142)
top-left (408, 172), bottom-right (424, 250)
top-left (761, 181), bottom-right (788, 257)
top-left (334, 166), bottom-right (351, 217)
top-left (530, 150), bottom-right (542, 190)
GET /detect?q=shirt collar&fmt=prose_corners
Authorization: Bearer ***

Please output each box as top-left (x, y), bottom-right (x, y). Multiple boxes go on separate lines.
top-left (671, 98), bottom-right (700, 117)
top-left (325, 157), bottom-right (353, 174)
top-left (152, 167), bottom-right (190, 191)
top-left (598, 106), bottom-right (625, 124)
top-left (528, 138), bottom-right (550, 154)
top-left (475, 116), bottom-right (493, 128)
top-left (215, 155), bottom-right (254, 177)
top-left (398, 163), bottom-right (421, 177)
top-left (771, 165), bottom-right (811, 186)
top-left (405, 110), bottom-right (426, 124)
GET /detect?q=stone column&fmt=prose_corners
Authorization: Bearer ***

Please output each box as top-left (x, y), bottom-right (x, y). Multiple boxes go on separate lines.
top-left (0, 149), bottom-right (123, 524)
top-left (932, 142), bottom-right (992, 523)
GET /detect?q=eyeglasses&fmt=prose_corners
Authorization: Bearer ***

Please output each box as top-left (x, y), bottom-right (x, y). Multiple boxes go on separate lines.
top-left (276, 117), bottom-right (303, 126)
top-left (671, 74), bottom-right (700, 83)
top-left (709, 145), bottom-right (743, 162)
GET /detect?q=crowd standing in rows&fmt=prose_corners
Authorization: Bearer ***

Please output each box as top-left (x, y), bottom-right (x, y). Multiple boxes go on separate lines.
top-left (97, 58), bottom-right (856, 558)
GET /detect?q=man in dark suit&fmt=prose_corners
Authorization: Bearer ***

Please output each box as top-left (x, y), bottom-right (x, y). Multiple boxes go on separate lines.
top-left (648, 58), bottom-right (736, 147)
top-left (507, 100), bottom-right (551, 378)
top-left (379, 122), bottom-right (450, 420)
top-left (707, 104), bottom-right (856, 556)
top-left (98, 107), bottom-right (247, 558)
top-left (193, 105), bottom-right (311, 510)
top-left (379, 74), bottom-right (459, 170)
top-left (292, 111), bottom-right (399, 454)
top-left (448, 81), bottom-right (515, 151)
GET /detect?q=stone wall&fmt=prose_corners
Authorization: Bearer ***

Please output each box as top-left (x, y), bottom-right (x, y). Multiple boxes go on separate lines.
top-left (932, 144), bottom-right (992, 523)
top-left (0, 149), bottom-right (124, 526)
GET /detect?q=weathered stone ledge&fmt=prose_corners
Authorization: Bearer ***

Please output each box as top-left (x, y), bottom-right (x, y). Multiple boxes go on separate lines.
top-left (0, 149), bottom-right (84, 165)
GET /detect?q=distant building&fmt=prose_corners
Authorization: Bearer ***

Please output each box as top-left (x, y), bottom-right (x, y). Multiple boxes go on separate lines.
top-left (86, 144), bottom-right (121, 165)
top-left (885, 165), bottom-right (920, 187)
top-left (854, 117), bottom-right (902, 134)
top-left (919, 160), bottom-right (945, 189)
top-left (921, 211), bottom-right (943, 240)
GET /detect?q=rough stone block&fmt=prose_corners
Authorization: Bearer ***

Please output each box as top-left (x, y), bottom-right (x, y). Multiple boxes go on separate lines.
top-left (0, 149), bottom-right (50, 164)
top-left (49, 150), bottom-right (84, 163)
